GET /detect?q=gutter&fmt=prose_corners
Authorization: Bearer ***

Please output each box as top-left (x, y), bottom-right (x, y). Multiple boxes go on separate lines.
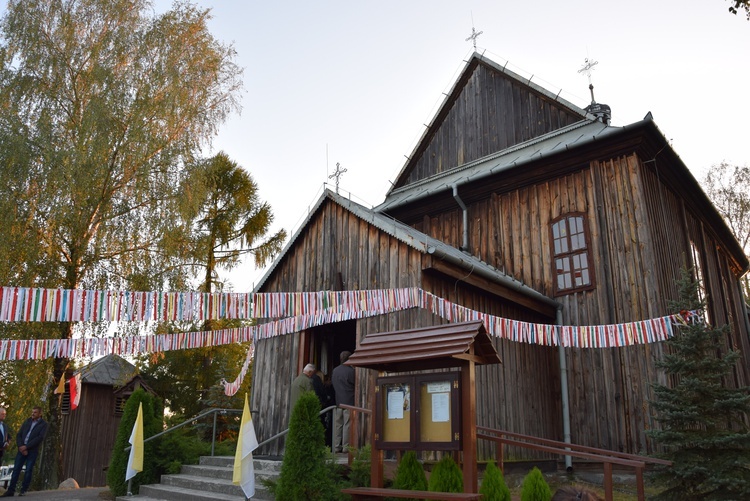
top-left (452, 183), bottom-right (469, 252)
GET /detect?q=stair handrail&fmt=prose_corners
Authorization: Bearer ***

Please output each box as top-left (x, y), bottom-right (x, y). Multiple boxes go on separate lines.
top-left (124, 406), bottom-right (247, 496)
top-left (255, 404), bottom-right (338, 451)
top-left (477, 425), bottom-right (672, 501)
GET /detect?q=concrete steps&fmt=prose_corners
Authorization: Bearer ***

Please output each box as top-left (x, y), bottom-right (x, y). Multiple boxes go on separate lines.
top-left (116, 455), bottom-right (280, 501)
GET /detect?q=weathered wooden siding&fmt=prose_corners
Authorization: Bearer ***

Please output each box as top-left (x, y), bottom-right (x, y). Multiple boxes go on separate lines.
top-left (408, 151), bottom-right (749, 454)
top-left (399, 63), bottom-right (582, 189)
top-left (253, 197), bottom-right (562, 459)
top-left (61, 384), bottom-right (119, 486)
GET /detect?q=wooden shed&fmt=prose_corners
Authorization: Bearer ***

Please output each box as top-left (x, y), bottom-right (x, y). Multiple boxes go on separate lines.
top-left (251, 52), bottom-right (750, 459)
top-left (60, 354), bottom-right (155, 487)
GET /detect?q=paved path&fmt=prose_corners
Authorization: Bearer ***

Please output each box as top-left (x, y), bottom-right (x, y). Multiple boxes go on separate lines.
top-left (0, 487), bottom-right (110, 500)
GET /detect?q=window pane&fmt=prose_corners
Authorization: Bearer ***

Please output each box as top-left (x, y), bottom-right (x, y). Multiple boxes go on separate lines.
top-left (552, 222), bottom-right (561, 239)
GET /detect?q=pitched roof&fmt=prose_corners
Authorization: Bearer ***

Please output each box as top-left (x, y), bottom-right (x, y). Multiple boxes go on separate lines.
top-left (387, 52), bottom-right (593, 195)
top-left (377, 118), bottom-right (612, 213)
top-left (252, 189), bottom-right (559, 312)
top-left (75, 353), bottom-right (139, 386)
top-left (345, 320), bottom-right (501, 372)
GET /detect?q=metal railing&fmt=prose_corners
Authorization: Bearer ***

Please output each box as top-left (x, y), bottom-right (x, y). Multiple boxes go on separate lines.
top-left (124, 407), bottom-right (246, 495)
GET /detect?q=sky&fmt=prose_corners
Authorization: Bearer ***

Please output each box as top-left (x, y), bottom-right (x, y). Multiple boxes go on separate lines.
top-left (161, 1), bottom-right (750, 292)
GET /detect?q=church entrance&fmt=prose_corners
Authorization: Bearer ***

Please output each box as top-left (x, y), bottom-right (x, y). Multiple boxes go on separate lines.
top-left (300, 319), bottom-right (356, 378)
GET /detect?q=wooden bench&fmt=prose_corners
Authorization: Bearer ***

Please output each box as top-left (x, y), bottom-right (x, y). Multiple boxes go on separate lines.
top-left (341, 487), bottom-right (483, 500)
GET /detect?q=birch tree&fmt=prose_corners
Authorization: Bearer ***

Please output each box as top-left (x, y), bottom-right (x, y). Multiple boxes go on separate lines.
top-left (0, 0), bottom-right (242, 486)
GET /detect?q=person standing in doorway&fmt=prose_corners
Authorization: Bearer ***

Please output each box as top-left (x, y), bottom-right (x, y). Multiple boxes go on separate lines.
top-left (289, 363), bottom-right (316, 414)
top-left (0, 407), bottom-right (11, 464)
top-left (2, 406), bottom-right (47, 497)
top-left (331, 351), bottom-right (355, 453)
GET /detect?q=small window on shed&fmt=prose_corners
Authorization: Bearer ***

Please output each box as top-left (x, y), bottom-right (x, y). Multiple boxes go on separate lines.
top-left (115, 396), bottom-right (128, 417)
top-left (551, 213), bottom-right (596, 296)
top-left (61, 385), bottom-right (71, 415)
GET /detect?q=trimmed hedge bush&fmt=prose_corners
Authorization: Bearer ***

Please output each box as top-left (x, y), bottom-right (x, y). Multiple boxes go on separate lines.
top-left (391, 451), bottom-right (428, 497)
top-left (107, 389), bottom-right (163, 496)
top-left (428, 455), bottom-right (463, 493)
top-left (521, 466), bottom-right (552, 501)
top-left (479, 461), bottom-right (511, 501)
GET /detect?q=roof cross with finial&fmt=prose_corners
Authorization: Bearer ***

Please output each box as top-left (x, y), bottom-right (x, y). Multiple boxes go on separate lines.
top-left (465, 22), bottom-right (483, 51)
top-left (578, 57), bottom-right (599, 104)
top-left (328, 162), bottom-right (347, 194)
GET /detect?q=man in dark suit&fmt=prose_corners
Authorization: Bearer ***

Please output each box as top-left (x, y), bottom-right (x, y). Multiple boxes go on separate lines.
top-left (0, 407), bottom-right (10, 463)
top-left (1, 407), bottom-right (47, 497)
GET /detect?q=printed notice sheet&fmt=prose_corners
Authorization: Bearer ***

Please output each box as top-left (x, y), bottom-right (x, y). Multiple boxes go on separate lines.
top-left (388, 391), bottom-right (404, 419)
top-left (431, 393), bottom-right (450, 422)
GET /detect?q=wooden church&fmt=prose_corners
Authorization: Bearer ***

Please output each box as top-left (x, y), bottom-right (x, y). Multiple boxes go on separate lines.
top-left (250, 52), bottom-right (750, 458)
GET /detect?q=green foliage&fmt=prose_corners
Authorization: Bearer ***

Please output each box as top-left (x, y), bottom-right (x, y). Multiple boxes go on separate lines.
top-left (647, 268), bottom-right (750, 500)
top-left (520, 467), bottom-right (552, 501)
top-left (0, 0), bottom-right (242, 486)
top-left (107, 389), bottom-right (164, 496)
top-left (348, 444), bottom-right (372, 488)
top-left (274, 391), bottom-right (337, 500)
top-left (702, 162), bottom-right (750, 298)
top-left (136, 333), bottom-right (252, 422)
top-left (480, 461), bottom-right (511, 501)
top-left (151, 423), bottom-right (213, 475)
top-left (428, 455), bottom-right (463, 493)
top-left (390, 451), bottom-right (428, 499)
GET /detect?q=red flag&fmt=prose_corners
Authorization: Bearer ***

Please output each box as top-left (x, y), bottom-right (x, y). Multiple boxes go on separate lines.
top-left (70, 373), bottom-right (82, 410)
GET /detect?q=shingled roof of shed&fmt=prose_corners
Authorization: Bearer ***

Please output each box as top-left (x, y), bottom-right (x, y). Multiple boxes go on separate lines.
top-left (345, 320), bottom-right (501, 373)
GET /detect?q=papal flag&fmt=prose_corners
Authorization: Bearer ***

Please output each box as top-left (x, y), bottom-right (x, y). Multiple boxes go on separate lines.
top-left (125, 402), bottom-right (144, 481)
top-left (232, 394), bottom-right (259, 498)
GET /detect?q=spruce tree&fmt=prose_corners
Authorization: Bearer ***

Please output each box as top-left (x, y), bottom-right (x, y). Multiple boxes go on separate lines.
top-left (107, 389), bottom-right (163, 496)
top-left (275, 391), bottom-right (335, 500)
top-left (520, 467), bottom-right (552, 501)
top-left (648, 268), bottom-right (750, 500)
top-left (428, 455), bottom-right (463, 493)
top-left (390, 450), bottom-right (428, 498)
top-left (479, 461), bottom-right (511, 501)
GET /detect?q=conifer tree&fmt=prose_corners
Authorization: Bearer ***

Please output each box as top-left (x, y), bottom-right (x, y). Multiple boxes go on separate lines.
top-left (479, 461), bottom-right (511, 501)
top-left (428, 455), bottom-right (463, 493)
top-left (520, 467), bottom-right (552, 501)
top-left (275, 391), bottom-right (335, 500)
top-left (391, 450), bottom-right (428, 497)
top-left (648, 268), bottom-right (750, 500)
top-left (107, 389), bottom-right (163, 496)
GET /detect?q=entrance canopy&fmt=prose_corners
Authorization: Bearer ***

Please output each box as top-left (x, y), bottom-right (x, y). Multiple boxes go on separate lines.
top-left (345, 320), bottom-right (501, 372)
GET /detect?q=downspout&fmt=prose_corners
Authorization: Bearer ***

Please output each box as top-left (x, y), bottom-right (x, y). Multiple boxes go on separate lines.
top-left (452, 184), bottom-right (469, 252)
top-left (556, 306), bottom-right (573, 471)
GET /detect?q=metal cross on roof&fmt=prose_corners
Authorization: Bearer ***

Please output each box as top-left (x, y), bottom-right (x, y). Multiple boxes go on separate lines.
top-left (578, 58), bottom-right (598, 84)
top-left (465, 26), bottom-right (483, 50)
top-left (328, 162), bottom-right (347, 194)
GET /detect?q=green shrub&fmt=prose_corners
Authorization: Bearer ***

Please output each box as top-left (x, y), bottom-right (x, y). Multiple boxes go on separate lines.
top-left (348, 444), bottom-right (372, 488)
top-left (153, 425), bottom-right (211, 474)
top-left (480, 461), bottom-right (511, 501)
top-left (428, 455), bottom-right (463, 493)
top-left (107, 389), bottom-right (163, 496)
top-left (520, 467), bottom-right (552, 501)
top-left (390, 451), bottom-right (428, 499)
top-left (275, 391), bottom-right (337, 500)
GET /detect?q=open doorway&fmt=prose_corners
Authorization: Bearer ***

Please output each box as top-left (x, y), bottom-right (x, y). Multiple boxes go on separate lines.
top-left (300, 319), bottom-right (357, 378)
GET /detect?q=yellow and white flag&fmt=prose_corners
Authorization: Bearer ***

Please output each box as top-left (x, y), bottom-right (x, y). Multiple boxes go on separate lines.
top-left (125, 402), bottom-right (144, 481)
top-left (233, 394), bottom-right (259, 498)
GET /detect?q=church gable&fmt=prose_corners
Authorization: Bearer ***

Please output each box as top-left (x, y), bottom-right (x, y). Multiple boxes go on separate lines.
top-left (392, 54), bottom-right (587, 191)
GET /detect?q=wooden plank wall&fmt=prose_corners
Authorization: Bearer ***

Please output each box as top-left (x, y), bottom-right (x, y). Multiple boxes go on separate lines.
top-left (411, 152), bottom-right (749, 454)
top-left (253, 197), bottom-right (562, 459)
top-left (61, 384), bottom-right (119, 486)
top-left (401, 64), bottom-right (582, 188)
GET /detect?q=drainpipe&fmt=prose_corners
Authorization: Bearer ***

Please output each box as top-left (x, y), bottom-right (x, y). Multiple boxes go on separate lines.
top-left (556, 306), bottom-right (573, 471)
top-left (452, 184), bottom-right (469, 252)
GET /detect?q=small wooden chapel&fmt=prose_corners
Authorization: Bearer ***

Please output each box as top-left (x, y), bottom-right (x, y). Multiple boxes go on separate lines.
top-left (250, 52), bottom-right (750, 460)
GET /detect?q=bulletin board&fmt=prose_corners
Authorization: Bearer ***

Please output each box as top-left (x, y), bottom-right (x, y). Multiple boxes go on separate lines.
top-left (376, 372), bottom-right (460, 450)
